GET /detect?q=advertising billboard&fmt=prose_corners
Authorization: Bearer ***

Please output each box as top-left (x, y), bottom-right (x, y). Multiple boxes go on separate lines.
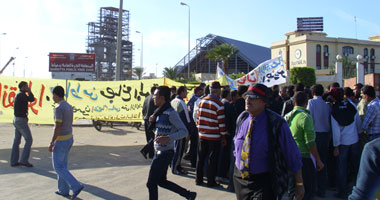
top-left (49, 53), bottom-right (95, 72)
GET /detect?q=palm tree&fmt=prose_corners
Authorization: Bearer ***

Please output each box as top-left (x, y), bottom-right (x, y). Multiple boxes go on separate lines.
top-left (133, 67), bottom-right (145, 80)
top-left (206, 43), bottom-right (238, 75)
top-left (163, 66), bottom-right (178, 80)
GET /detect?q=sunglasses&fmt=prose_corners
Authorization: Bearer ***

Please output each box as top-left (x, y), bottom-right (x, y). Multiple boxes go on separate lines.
top-left (245, 94), bottom-right (261, 100)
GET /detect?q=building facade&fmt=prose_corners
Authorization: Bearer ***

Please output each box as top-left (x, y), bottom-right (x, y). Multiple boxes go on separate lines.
top-left (271, 31), bottom-right (380, 77)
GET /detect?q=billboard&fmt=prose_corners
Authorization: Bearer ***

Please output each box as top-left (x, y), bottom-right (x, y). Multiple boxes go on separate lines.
top-left (49, 53), bottom-right (95, 72)
top-left (297, 17), bottom-right (323, 32)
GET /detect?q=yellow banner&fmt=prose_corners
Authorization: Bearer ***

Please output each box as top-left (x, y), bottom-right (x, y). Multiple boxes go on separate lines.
top-left (0, 76), bottom-right (197, 124)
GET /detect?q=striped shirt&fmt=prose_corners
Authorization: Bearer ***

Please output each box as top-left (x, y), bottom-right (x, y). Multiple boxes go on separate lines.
top-left (362, 97), bottom-right (380, 135)
top-left (197, 94), bottom-right (227, 140)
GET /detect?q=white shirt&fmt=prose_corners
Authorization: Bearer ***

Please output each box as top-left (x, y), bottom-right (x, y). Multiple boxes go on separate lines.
top-left (331, 112), bottom-right (362, 147)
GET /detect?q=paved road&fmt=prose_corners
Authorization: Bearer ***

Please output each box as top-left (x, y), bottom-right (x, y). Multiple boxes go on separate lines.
top-left (0, 122), bottom-right (342, 199)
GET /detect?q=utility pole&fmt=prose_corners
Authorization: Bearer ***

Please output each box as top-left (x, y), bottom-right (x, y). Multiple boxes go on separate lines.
top-left (115, 0), bottom-right (123, 81)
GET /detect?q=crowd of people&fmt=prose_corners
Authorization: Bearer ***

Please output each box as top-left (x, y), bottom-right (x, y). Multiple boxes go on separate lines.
top-left (141, 81), bottom-right (380, 200)
top-left (11, 79), bottom-right (380, 200)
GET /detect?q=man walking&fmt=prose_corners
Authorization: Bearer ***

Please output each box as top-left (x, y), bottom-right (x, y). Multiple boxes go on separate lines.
top-left (141, 86), bottom-right (157, 159)
top-left (233, 84), bottom-right (304, 200)
top-left (170, 86), bottom-right (190, 174)
top-left (307, 84), bottom-right (331, 197)
top-left (10, 81), bottom-right (35, 167)
top-left (49, 86), bottom-right (84, 199)
top-left (361, 85), bottom-right (380, 142)
top-left (286, 91), bottom-right (324, 200)
top-left (196, 81), bottom-right (227, 187)
top-left (146, 86), bottom-right (196, 200)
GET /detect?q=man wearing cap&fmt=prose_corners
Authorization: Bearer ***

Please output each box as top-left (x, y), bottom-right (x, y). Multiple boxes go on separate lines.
top-left (196, 81), bottom-right (227, 187)
top-left (233, 83), bottom-right (304, 200)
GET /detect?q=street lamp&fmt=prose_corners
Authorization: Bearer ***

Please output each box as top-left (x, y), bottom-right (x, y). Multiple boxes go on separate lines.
top-left (0, 33), bottom-right (6, 69)
top-left (180, 2), bottom-right (190, 80)
top-left (136, 31), bottom-right (143, 69)
top-left (13, 47), bottom-right (19, 76)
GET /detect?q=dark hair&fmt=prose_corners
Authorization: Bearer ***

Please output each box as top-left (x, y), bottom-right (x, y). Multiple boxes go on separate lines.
top-left (231, 90), bottom-right (238, 98)
top-left (204, 85), bottom-right (210, 96)
top-left (287, 85), bottom-right (295, 97)
top-left (150, 86), bottom-right (157, 94)
top-left (199, 83), bottom-right (206, 88)
top-left (304, 88), bottom-right (312, 99)
top-left (362, 85), bottom-right (376, 98)
top-left (293, 91), bottom-right (308, 106)
top-left (332, 82), bottom-right (340, 88)
top-left (194, 86), bottom-right (202, 94)
top-left (344, 87), bottom-right (355, 97)
top-left (156, 86), bottom-right (171, 102)
top-left (221, 89), bottom-right (230, 99)
top-left (238, 85), bottom-right (248, 96)
top-left (18, 81), bottom-right (27, 90)
top-left (295, 83), bottom-right (304, 92)
top-left (177, 86), bottom-right (186, 95)
top-left (170, 86), bottom-right (176, 92)
top-left (280, 86), bottom-right (288, 93)
top-left (53, 86), bottom-right (65, 98)
top-left (354, 83), bottom-right (363, 89)
top-left (311, 84), bottom-right (324, 96)
top-left (272, 85), bottom-right (279, 92)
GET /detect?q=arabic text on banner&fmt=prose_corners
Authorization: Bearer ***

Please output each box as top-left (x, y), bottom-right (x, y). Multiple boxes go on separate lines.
top-left (234, 56), bottom-right (287, 87)
top-left (0, 76), bottom-right (196, 124)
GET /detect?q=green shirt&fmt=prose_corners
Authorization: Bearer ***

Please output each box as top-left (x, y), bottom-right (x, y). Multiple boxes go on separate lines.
top-left (285, 106), bottom-right (316, 158)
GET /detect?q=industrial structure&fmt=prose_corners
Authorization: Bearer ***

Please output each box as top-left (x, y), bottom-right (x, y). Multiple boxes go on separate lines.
top-left (87, 7), bottom-right (133, 81)
top-left (174, 34), bottom-right (271, 81)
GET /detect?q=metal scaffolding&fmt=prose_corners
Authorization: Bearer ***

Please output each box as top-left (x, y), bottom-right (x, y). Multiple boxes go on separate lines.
top-left (87, 7), bottom-right (133, 81)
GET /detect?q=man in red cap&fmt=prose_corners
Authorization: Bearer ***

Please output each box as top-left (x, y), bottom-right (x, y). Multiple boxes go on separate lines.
top-left (196, 81), bottom-right (227, 187)
top-left (233, 83), bottom-right (304, 200)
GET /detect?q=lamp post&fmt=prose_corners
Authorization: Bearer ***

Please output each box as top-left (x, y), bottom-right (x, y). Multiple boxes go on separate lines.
top-left (180, 2), bottom-right (190, 80)
top-left (136, 31), bottom-right (143, 69)
top-left (13, 47), bottom-right (19, 76)
top-left (115, 0), bottom-right (123, 81)
top-left (0, 33), bottom-right (6, 69)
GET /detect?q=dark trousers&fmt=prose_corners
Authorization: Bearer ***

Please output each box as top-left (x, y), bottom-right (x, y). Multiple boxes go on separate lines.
top-left (315, 132), bottom-right (329, 195)
top-left (196, 139), bottom-right (220, 185)
top-left (217, 134), bottom-right (232, 178)
top-left (144, 119), bottom-right (154, 157)
top-left (336, 142), bottom-right (361, 197)
top-left (227, 142), bottom-right (235, 192)
top-left (171, 138), bottom-right (186, 172)
top-left (288, 157), bottom-right (316, 200)
top-left (233, 166), bottom-right (275, 200)
top-left (189, 128), bottom-right (198, 167)
top-left (147, 150), bottom-right (190, 200)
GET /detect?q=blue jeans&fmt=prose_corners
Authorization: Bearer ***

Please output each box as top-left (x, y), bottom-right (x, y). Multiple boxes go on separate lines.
top-left (52, 138), bottom-right (82, 194)
top-left (11, 117), bottom-right (33, 164)
top-left (147, 150), bottom-right (190, 200)
top-left (315, 132), bottom-right (329, 194)
top-left (336, 142), bottom-right (361, 197)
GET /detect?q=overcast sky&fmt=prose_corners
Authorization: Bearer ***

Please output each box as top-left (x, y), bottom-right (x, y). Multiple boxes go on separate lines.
top-left (1, 0), bottom-right (379, 78)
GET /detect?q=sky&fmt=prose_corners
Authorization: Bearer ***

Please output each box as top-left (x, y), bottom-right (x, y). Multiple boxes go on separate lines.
top-left (0, 0), bottom-right (380, 79)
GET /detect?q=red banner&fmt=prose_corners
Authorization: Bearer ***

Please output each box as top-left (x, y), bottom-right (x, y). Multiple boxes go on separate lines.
top-left (49, 53), bottom-right (95, 72)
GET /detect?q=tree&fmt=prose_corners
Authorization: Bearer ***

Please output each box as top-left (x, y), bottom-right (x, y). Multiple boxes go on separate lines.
top-left (133, 67), bottom-right (145, 80)
top-left (206, 43), bottom-right (238, 75)
top-left (289, 67), bottom-right (316, 87)
top-left (341, 56), bottom-right (356, 79)
top-left (163, 66), bottom-right (178, 80)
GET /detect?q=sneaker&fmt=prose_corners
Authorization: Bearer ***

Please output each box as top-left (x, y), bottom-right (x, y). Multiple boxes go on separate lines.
top-left (19, 162), bottom-right (33, 167)
top-left (55, 191), bottom-right (70, 198)
top-left (187, 191), bottom-right (197, 200)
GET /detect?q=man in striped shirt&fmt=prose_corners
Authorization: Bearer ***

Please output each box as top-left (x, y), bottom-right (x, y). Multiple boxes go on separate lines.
top-left (196, 81), bottom-right (227, 187)
top-left (362, 85), bottom-right (380, 141)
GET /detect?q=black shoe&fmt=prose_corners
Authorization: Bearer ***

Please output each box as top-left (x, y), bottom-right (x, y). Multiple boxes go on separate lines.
top-left (55, 191), bottom-right (70, 198)
top-left (195, 180), bottom-right (204, 186)
top-left (10, 162), bottom-right (19, 167)
top-left (19, 162), bottom-right (33, 167)
top-left (207, 182), bottom-right (222, 188)
top-left (71, 185), bottom-right (84, 200)
top-left (187, 191), bottom-right (197, 200)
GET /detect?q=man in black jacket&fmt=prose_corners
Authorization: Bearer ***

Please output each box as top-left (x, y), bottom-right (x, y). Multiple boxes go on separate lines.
top-left (10, 81), bottom-right (35, 167)
top-left (142, 86), bottom-right (157, 159)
